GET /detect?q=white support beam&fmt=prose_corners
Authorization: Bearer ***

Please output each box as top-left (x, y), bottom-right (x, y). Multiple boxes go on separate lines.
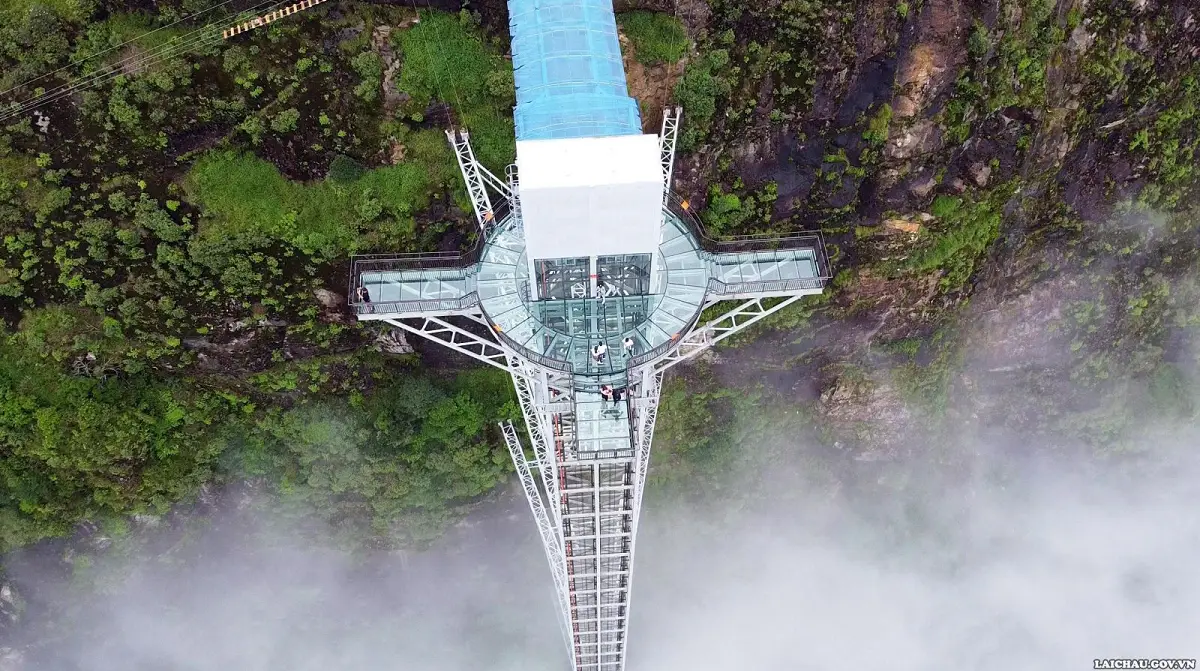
top-left (658, 106), bottom-right (682, 205)
top-left (446, 129), bottom-right (497, 235)
top-left (618, 366), bottom-right (662, 671)
top-left (510, 365), bottom-right (566, 532)
top-left (654, 293), bottom-right (805, 373)
top-left (630, 367), bottom-right (663, 532)
top-left (382, 316), bottom-right (511, 371)
top-left (478, 162), bottom-right (512, 199)
top-left (500, 422), bottom-right (575, 663)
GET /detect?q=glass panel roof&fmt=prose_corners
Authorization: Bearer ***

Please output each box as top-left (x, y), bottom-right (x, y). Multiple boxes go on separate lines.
top-left (509, 0), bottom-right (642, 140)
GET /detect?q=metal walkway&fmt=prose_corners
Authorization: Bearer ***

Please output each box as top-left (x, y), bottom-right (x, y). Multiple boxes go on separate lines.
top-left (352, 203), bottom-right (828, 671)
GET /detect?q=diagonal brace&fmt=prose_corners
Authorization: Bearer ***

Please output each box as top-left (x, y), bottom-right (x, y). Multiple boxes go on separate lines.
top-left (446, 129), bottom-right (498, 234)
top-left (655, 294), bottom-right (805, 372)
top-left (500, 421), bottom-right (574, 660)
top-left (382, 316), bottom-right (511, 371)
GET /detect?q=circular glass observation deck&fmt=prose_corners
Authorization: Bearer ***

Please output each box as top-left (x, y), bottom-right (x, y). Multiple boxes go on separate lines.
top-left (476, 211), bottom-right (709, 379)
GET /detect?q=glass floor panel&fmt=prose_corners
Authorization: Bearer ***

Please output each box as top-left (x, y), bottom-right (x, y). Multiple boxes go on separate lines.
top-left (663, 282), bottom-right (705, 304)
top-left (710, 249), bottom-right (820, 283)
top-left (503, 318), bottom-right (537, 344)
top-left (484, 245), bottom-right (522, 265)
top-left (648, 307), bottom-right (687, 337)
top-left (657, 294), bottom-right (700, 321)
top-left (456, 212), bottom-right (713, 375)
top-left (475, 280), bottom-right (518, 302)
top-left (574, 392), bottom-right (632, 453)
top-left (478, 261), bottom-right (519, 280)
top-left (666, 266), bottom-right (709, 288)
top-left (635, 318), bottom-right (673, 350)
top-left (362, 272), bottom-right (472, 304)
top-left (659, 234), bottom-right (695, 258)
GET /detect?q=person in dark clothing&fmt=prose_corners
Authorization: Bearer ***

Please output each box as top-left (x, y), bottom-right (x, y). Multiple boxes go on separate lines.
top-left (356, 285), bottom-right (372, 314)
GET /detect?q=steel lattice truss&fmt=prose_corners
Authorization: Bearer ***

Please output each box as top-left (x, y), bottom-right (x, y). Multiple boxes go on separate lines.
top-left (382, 293), bottom-right (799, 671)
top-left (363, 115), bottom-right (827, 671)
top-left (447, 129), bottom-right (499, 234)
top-left (658, 107), bottom-right (681, 207)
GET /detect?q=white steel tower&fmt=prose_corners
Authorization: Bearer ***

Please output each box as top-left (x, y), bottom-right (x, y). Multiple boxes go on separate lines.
top-left (349, 4), bottom-right (830, 670)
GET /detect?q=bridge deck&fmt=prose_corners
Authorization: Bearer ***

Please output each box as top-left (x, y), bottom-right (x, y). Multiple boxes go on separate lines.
top-left (352, 211), bottom-right (828, 374)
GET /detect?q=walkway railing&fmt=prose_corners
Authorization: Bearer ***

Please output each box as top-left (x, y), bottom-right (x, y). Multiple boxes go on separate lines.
top-left (352, 292), bottom-right (481, 316)
top-left (347, 206), bottom-right (516, 300)
top-left (625, 277), bottom-right (722, 369)
top-left (664, 194), bottom-right (832, 279)
top-left (708, 276), bottom-right (827, 295)
top-left (351, 242), bottom-right (483, 277)
top-left (491, 326), bottom-right (572, 372)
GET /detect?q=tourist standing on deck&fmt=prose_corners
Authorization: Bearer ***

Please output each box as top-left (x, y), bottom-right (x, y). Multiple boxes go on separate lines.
top-left (356, 285), bottom-right (372, 314)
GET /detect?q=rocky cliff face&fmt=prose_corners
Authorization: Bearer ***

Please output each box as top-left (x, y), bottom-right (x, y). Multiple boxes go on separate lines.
top-left (658, 0), bottom-right (1200, 454)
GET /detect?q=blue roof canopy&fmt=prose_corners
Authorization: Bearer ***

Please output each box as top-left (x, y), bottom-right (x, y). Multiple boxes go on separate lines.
top-left (508, 0), bottom-right (643, 141)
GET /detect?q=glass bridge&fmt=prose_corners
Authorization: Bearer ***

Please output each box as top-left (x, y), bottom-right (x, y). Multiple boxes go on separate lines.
top-left (353, 209), bottom-right (826, 381)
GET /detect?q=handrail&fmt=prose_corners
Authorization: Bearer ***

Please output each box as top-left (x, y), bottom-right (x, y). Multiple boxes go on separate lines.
top-left (664, 194), bottom-right (833, 279)
top-left (350, 292), bottom-right (481, 316)
top-left (491, 326), bottom-right (572, 372)
top-left (625, 277), bottom-right (722, 369)
top-left (349, 203), bottom-right (515, 277)
top-left (713, 277), bottom-right (827, 294)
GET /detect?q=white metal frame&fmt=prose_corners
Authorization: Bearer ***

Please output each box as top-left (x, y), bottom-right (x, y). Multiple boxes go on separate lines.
top-left (501, 421), bottom-right (575, 658)
top-left (381, 315), bottom-right (510, 370)
top-left (653, 293), bottom-right (806, 372)
top-left (658, 106), bottom-right (681, 205)
top-left (378, 293), bottom-right (811, 671)
top-left (369, 107), bottom-right (832, 671)
top-left (447, 129), bottom-right (499, 235)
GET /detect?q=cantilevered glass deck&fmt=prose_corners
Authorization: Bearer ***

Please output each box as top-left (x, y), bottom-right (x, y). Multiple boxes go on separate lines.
top-left (350, 208), bottom-right (828, 378)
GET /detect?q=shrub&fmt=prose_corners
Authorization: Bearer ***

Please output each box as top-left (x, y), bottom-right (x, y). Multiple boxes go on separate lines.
top-left (351, 51), bottom-right (383, 102)
top-left (673, 49), bottom-right (731, 149)
top-left (394, 11), bottom-right (515, 168)
top-left (617, 11), bottom-right (689, 66)
top-left (270, 108), bottom-right (300, 134)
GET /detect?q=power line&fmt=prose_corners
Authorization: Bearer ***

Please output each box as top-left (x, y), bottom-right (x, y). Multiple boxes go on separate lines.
top-left (414, 2), bottom-right (468, 130)
top-left (0, 0), bottom-right (289, 125)
top-left (0, 0), bottom-right (248, 100)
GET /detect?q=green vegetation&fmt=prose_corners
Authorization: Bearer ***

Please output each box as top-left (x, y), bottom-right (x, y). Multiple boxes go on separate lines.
top-left (651, 373), bottom-right (759, 496)
top-left (72, 12), bottom-right (192, 66)
top-left (890, 326), bottom-right (961, 416)
top-left (0, 0), bottom-right (1197, 574)
top-left (896, 186), bottom-right (1012, 290)
top-left (0, 328), bottom-right (520, 551)
top-left (393, 10), bottom-right (515, 169)
top-left (617, 11), bottom-right (689, 66)
top-left (941, 0), bottom-right (1063, 144)
top-left (0, 4), bottom-right (522, 553)
top-left (863, 103), bottom-right (892, 146)
top-left (1126, 69), bottom-right (1200, 208)
top-left (3, 0), bottom-right (92, 22)
top-left (702, 181), bottom-right (778, 234)
top-left (673, 49), bottom-right (731, 149)
top-left (0, 332), bottom-right (230, 550)
top-left (229, 365), bottom-right (520, 546)
top-left (186, 132), bottom-right (455, 258)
